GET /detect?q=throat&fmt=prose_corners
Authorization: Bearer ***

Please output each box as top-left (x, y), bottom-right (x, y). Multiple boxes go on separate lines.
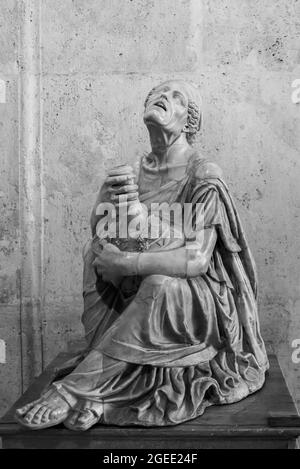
top-left (148, 124), bottom-right (183, 152)
top-left (150, 132), bottom-right (190, 166)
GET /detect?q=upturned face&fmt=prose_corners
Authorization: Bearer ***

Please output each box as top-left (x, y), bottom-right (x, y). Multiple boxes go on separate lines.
top-left (143, 81), bottom-right (189, 136)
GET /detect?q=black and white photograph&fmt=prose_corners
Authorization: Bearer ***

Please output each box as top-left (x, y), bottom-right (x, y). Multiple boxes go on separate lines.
top-left (0, 0), bottom-right (299, 454)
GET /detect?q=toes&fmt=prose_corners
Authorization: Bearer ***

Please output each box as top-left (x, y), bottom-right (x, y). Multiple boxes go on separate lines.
top-left (78, 410), bottom-right (93, 425)
top-left (41, 408), bottom-right (51, 423)
top-left (50, 408), bottom-right (67, 420)
top-left (16, 391), bottom-right (72, 427)
top-left (16, 400), bottom-right (39, 416)
top-left (75, 410), bottom-right (99, 431)
top-left (32, 406), bottom-right (47, 424)
top-left (23, 404), bottom-right (43, 423)
top-left (68, 410), bottom-right (80, 426)
top-left (49, 409), bottom-right (59, 420)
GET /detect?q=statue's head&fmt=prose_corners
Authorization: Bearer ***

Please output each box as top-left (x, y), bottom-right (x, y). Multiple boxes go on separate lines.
top-left (143, 80), bottom-right (202, 145)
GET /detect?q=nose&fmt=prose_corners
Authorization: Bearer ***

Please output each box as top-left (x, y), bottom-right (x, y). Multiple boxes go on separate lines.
top-left (160, 93), bottom-right (168, 101)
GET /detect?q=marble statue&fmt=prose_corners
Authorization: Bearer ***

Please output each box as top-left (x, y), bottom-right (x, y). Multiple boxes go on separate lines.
top-left (15, 80), bottom-right (269, 431)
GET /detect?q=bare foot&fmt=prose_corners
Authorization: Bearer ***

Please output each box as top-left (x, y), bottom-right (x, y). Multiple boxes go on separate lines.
top-left (64, 399), bottom-right (102, 431)
top-left (15, 388), bottom-right (71, 429)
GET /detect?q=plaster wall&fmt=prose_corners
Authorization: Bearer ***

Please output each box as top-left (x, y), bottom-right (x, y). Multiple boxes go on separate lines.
top-left (0, 0), bottom-right (299, 416)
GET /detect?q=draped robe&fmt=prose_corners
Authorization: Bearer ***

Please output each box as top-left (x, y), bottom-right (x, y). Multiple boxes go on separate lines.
top-left (51, 155), bottom-right (269, 426)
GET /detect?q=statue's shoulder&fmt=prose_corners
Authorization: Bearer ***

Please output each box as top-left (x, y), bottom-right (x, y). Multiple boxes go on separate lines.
top-left (191, 157), bottom-right (223, 182)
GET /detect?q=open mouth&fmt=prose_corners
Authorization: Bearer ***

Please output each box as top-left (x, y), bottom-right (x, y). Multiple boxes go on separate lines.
top-left (154, 100), bottom-right (167, 111)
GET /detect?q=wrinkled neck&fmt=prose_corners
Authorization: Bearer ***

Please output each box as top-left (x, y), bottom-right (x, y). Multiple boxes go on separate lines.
top-left (148, 127), bottom-right (190, 165)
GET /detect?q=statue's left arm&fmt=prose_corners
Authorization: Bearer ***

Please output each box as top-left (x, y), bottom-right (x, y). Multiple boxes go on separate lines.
top-left (121, 228), bottom-right (217, 278)
top-left (93, 227), bottom-right (217, 281)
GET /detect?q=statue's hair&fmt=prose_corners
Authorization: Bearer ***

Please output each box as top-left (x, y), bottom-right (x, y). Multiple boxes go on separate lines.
top-left (144, 82), bottom-right (202, 145)
top-left (186, 100), bottom-right (202, 145)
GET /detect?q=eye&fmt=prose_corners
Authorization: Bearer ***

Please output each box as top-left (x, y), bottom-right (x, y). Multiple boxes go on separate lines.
top-left (173, 91), bottom-right (186, 105)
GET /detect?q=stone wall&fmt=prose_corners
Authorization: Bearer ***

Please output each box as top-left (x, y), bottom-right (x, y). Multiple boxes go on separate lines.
top-left (0, 0), bottom-right (299, 416)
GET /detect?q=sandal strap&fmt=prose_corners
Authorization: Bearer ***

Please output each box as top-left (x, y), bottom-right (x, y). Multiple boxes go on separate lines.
top-left (44, 384), bottom-right (78, 408)
top-left (74, 407), bottom-right (100, 418)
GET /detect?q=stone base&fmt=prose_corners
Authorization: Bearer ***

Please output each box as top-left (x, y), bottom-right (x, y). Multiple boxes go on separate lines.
top-left (0, 355), bottom-right (300, 449)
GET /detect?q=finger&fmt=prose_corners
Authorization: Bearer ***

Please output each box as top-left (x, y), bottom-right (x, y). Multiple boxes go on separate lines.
top-left (92, 238), bottom-right (108, 252)
top-left (103, 243), bottom-right (120, 253)
top-left (106, 175), bottom-right (134, 185)
top-left (112, 192), bottom-right (139, 202)
top-left (108, 184), bottom-right (138, 195)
